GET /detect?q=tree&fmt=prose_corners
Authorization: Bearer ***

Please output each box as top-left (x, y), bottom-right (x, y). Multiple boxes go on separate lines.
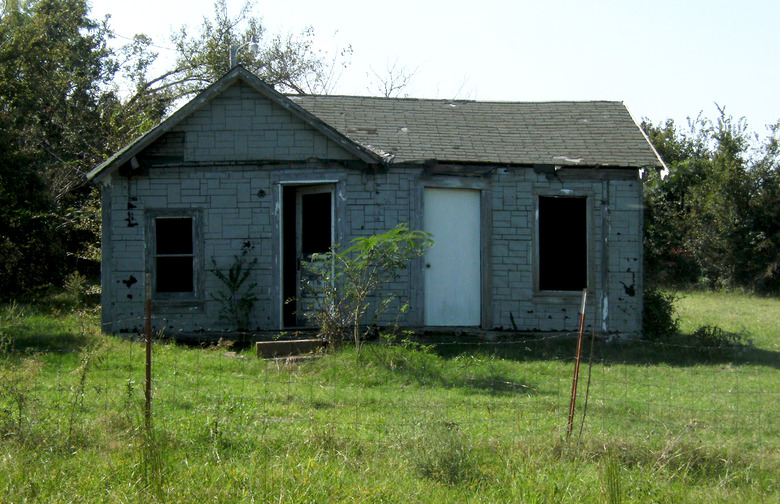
top-left (0, 0), bottom-right (117, 200)
top-left (642, 116), bottom-right (711, 286)
top-left (0, 0), bottom-right (121, 295)
top-left (367, 58), bottom-right (418, 98)
top-left (745, 122), bottom-right (780, 292)
top-left (0, 0), bottom-right (347, 298)
top-left (129, 0), bottom-right (349, 102)
top-left (642, 109), bottom-right (780, 293)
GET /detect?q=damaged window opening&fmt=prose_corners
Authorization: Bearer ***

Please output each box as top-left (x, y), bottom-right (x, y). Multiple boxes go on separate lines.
top-left (538, 196), bottom-right (588, 292)
top-left (155, 217), bottom-right (194, 293)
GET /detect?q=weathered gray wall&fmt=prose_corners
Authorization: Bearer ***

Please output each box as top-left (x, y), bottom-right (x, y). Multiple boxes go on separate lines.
top-left (99, 80), bottom-right (644, 336)
top-left (484, 169), bottom-right (642, 335)
top-left (101, 167), bottom-right (642, 335)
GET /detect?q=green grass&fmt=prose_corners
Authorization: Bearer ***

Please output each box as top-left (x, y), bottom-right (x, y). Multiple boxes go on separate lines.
top-left (676, 290), bottom-right (780, 351)
top-left (0, 294), bottom-right (778, 503)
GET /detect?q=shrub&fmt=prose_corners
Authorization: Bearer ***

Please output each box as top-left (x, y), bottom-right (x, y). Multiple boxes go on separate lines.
top-left (643, 287), bottom-right (679, 340)
top-left (300, 225), bottom-right (433, 353)
top-left (63, 271), bottom-right (91, 307)
top-left (692, 324), bottom-right (751, 349)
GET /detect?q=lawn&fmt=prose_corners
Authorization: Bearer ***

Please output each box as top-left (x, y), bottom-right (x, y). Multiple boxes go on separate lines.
top-left (676, 290), bottom-right (780, 351)
top-left (0, 293), bottom-right (778, 503)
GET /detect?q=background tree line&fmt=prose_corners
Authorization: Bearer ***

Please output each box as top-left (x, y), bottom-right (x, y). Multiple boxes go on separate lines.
top-left (642, 111), bottom-right (780, 293)
top-left (1, 0), bottom-right (779, 300)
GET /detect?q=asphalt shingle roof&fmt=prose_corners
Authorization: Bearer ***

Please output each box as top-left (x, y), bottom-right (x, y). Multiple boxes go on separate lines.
top-left (290, 95), bottom-right (662, 169)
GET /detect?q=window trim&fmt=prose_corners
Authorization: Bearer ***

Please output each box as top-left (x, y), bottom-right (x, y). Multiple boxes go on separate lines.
top-left (145, 209), bottom-right (204, 305)
top-left (532, 192), bottom-right (593, 298)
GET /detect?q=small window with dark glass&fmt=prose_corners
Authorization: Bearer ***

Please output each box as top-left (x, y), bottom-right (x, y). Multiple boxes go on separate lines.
top-left (538, 196), bottom-right (588, 291)
top-left (154, 217), bottom-right (194, 294)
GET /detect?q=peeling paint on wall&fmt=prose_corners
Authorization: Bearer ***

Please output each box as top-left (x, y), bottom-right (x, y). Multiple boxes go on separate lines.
top-left (125, 196), bottom-right (138, 227)
top-left (125, 211), bottom-right (138, 227)
top-left (621, 271), bottom-right (636, 296)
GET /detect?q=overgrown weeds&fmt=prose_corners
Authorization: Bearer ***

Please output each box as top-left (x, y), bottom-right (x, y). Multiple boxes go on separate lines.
top-left (0, 355), bottom-right (42, 441)
top-left (67, 341), bottom-right (105, 447)
top-left (0, 302), bottom-right (24, 353)
top-left (209, 242), bottom-right (259, 332)
top-left (555, 434), bottom-right (772, 492)
top-left (405, 418), bottom-right (479, 485)
top-left (602, 456), bottom-right (623, 504)
top-left (0, 293), bottom-right (777, 502)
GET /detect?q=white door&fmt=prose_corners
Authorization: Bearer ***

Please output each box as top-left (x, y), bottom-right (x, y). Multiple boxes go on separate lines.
top-left (424, 188), bottom-right (481, 326)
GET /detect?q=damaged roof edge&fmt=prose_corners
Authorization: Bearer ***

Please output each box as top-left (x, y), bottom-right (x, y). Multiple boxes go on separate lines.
top-left (623, 102), bottom-right (669, 176)
top-left (86, 66), bottom-right (384, 183)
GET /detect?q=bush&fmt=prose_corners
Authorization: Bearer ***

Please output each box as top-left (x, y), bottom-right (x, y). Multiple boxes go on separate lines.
top-left (643, 287), bottom-right (680, 340)
top-left (692, 325), bottom-right (751, 349)
top-left (300, 225), bottom-right (433, 353)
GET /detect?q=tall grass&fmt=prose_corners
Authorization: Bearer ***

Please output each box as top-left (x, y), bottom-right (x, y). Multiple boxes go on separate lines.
top-left (0, 294), bottom-right (778, 502)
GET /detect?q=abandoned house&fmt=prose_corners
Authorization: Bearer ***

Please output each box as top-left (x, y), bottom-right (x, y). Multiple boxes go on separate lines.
top-left (87, 66), bottom-right (664, 336)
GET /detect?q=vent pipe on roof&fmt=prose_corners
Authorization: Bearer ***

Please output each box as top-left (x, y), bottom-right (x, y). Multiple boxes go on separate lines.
top-left (229, 40), bottom-right (259, 68)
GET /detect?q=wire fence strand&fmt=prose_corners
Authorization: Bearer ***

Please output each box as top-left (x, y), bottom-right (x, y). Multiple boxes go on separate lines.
top-left (1, 312), bottom-right (778, 453)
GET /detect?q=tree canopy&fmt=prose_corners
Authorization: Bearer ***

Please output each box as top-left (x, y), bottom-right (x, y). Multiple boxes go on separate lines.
top-left (0, 0), bottom-right (349, 298)
top-left (0, 0), bottom-right (117, 294)
top-left (642, 111), bottom-right (780, 293)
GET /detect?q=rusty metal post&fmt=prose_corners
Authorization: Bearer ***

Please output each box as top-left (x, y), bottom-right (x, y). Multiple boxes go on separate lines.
top-left (567, 288), bottom-right (588, 441)
top-left (145, 273), bottom-right (152, 430)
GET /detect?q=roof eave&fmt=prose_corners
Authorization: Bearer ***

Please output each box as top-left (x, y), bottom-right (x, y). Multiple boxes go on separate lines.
top-left (622, 102), bottom-right (669, 176)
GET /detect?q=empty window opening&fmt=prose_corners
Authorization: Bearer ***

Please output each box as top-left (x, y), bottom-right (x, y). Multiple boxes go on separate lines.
top-left (154, 217), bottom-right (194, 294)
top-left (538, 196), bottom-right (587, 291)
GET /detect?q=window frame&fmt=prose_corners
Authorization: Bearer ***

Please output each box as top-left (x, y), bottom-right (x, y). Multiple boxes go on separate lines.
top-left (532, 192), bottom-right (593, 296)
top-left (145, 209), bottom-right (204, 305)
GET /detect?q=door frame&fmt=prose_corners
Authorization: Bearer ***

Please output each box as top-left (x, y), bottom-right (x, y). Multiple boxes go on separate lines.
top-left (413, 178), bottom-right (492, 328)
top-left (294, 184), bottom-right (335, 326)
top-left (272, 177), bottom-right (345, 329)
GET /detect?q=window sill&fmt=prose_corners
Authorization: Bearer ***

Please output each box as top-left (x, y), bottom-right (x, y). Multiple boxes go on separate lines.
top-left (532, 290), bottom-right (587, 304)
top-left (152, 299), bottom-right (205, 314)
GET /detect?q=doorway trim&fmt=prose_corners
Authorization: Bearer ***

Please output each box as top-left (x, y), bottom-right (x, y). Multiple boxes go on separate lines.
top-left (271, 176), bottom-right (346, 329)
top-left (412, 177), bottom-right (492, 328)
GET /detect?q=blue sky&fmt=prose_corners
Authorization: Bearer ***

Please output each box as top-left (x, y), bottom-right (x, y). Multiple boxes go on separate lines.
top-left (91, 0), bottom-right (780, 134)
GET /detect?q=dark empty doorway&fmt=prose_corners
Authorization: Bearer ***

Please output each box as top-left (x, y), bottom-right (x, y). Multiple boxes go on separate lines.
top-left (282, 184), bottom-right (334, 326)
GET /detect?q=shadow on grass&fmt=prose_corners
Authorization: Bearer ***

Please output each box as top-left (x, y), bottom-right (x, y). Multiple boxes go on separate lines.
top-left (358, 343), bottom-right (540, 396)
top-left (10, 331), bottom-right (95, 354)
top-left (1, 301), bottom-right (100, 355)
top-left (463, 375), bottom-right (539, 396)
top-left (427, 333), bottom-right (780, 369)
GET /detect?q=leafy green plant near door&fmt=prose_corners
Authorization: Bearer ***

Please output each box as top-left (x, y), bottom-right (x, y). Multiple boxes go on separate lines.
top-left (300, 224), bottom-right (433, 353)
top-left (210, 242), bottom-right (259, 332)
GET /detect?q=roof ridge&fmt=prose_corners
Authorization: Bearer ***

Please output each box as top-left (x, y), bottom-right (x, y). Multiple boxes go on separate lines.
top-left (289, 94), bottom-right (625, 106)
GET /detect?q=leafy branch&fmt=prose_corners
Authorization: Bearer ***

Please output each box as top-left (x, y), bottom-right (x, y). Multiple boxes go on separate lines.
top-left (209, 242), bottom-right (258, 332)
top-left (300, 225), bottom-right (433, 354)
